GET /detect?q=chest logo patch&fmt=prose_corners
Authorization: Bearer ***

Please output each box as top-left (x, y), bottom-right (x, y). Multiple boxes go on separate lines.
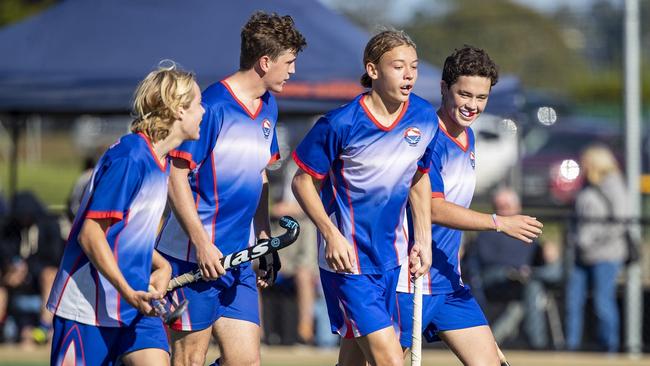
top-left (262, 119), bottom-right (272, 139)
top-left (470, 150), bottom-right (476, 169)
top-left (404, 127), bottom-right (421, 147)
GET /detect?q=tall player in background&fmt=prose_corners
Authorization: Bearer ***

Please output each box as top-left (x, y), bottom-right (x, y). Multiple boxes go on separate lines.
top-left (154, 12), bottom-right (306, 366)
top-left (396, 46), bottom-right (543, 366)
top-left (292, 30), bottom-right (437, 366)
top-left (47, 63), bottom-right (204, 366)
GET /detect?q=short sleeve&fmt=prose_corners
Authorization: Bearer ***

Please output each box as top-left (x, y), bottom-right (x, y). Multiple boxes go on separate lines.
top-left (417, 127), bottom-right (439, 173)
top-left (428, 149), bottom-right (445, 199)
top-left (169, 103), bottom-right (221, 169)
top-left (86, 157), bottom-right (143, 222)
top-left (268, 125), bottom-right (280, 165)
top-left (292, 116), bottom-right (341, 179)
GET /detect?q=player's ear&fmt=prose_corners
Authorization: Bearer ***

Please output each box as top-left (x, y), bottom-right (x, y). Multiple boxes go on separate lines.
top-left (366, 62), bottom-right (378, 81)
top-left (259, 55), bottom-right (272, 73)
top-left (176, 106), bottom-right (185, 120)
top-left (440, 80), bottom-right (448, 98)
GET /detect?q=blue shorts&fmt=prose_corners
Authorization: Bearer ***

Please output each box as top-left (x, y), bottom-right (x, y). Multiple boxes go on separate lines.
top-left (320, 266), bottom-right (400, 338)
top-left (50, 314), bottom-right (168, 366)
top-left (162, 253), bottom-right (259, 331)
top-left (397, 287), bottom-right (488, 348)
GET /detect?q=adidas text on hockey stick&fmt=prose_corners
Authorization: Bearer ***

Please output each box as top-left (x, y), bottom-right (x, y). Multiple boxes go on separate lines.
top-left (166, 215), bottom-right (300, 292)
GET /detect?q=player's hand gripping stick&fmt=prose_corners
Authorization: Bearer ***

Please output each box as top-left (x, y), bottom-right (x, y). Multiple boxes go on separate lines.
top-left (166, 215), bottom-right (300, 292)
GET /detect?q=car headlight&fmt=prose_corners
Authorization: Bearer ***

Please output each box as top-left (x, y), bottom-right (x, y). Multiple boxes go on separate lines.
top-left (558, 159), bottom-right (580, 181)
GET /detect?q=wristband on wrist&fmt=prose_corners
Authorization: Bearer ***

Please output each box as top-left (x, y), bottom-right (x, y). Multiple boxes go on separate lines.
top-left (491, 213), bottom-right (501, 232)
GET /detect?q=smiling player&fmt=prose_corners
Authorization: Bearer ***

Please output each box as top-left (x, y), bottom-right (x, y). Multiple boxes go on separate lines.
top-left (396, 46), bottom-right (543, 366)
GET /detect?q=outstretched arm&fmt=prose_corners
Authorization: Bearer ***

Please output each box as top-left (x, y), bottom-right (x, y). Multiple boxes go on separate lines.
top-left (430, 199), bottom-right (543, 243)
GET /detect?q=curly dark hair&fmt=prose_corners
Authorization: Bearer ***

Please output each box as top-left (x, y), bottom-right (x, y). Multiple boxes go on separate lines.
top-left (442, 45), bottom-right (499, 88)
top-left (239, 12), bottom-right (307, 70)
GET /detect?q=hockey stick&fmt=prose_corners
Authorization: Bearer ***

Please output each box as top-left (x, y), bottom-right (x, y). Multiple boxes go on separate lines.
top-left (166, 215), bottom-right (300, 292)
top-left (411, 273), bottom-right (423, 366)
top-left (496, 343), bottom-right (511, 366)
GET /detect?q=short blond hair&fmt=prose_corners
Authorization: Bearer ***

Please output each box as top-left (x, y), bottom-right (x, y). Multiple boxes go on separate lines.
top-left (580, 144), bottom-right (620, 185)
top-left (131, 60), bottom-right (197, 142)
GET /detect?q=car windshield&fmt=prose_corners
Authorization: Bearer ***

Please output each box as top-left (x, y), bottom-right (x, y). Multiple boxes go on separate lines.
top-left (524, 126), bottom-right (621, 157)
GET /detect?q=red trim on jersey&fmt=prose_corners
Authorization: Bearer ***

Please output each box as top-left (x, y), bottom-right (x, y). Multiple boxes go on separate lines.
top-left (186, 169), bottom-right (202, 261)
top-left (417, 166), bottom-right (430, 174)
top-left (268, 152), bottom-right (280, 165)
top-left (438, 121), bottom-right (468, 152)
top-left (210, 153), bottom-right (219, 246)
top-left (54, 254), bottom-right (84, 313)
top-left (86, 210), bottom-right (123, 222)
top-left (60, 324), bottom-right (85, 366)
top-left (137, 132), bottom-right (167, 172)
top-left (112, 210), bottom-right (129, 324)
top-left (340, 160), bottom-right (361, 274)
top-left (292, 151), bottom-right (327, 180)
top-left (359, 94), bottom-right (409, 132)
top-left (93, 268), bottom-right (100, 326)
top-left (221, 80), bottom-right (263, 120)
top-left (432, 192), bottom-right (445, 199)
top-left (169, 150), bottom-right (197, 170)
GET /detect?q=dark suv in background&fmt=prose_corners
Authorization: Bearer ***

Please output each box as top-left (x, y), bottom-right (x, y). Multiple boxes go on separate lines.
top-left (519, 117), bottom-right (623, 208)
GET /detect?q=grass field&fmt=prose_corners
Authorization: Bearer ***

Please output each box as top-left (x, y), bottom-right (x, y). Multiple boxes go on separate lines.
top-left (1, 344), bottom-right (648, 366)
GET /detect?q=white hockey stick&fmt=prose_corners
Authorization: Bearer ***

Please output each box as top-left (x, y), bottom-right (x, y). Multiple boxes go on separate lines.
top-left (411, 274), bottom-right (423, 366)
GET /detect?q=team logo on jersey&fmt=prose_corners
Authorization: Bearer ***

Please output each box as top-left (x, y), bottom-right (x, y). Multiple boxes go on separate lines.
top-left (403, 127), bottom-right (421, 146)
top-left (262, 119), bottom-right (272, 139)
top-left (470, 151), bottom-right (476, 169)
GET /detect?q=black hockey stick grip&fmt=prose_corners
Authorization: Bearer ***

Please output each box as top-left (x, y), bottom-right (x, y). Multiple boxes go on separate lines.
top-left (166, 216), bottom-right (300, 292)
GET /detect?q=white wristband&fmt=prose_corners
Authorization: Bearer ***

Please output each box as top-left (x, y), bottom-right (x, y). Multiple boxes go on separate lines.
top-left (492, 213), bottom-right (501, 232)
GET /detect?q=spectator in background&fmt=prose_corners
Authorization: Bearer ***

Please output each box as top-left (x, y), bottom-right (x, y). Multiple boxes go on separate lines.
top-left (0, 191), bottom-right (64, 345)
top-left (464, 187), bottom-right (562, 349)
top-left (269, 159), bottom-right (337, 348)
top-left (565, 144), bottom-right (627, 352)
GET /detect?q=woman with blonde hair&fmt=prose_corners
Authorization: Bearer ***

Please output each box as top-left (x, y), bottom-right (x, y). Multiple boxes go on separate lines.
top-left (47, 61), bottom-right (204, 366)
top-left (566, 143), bottom-right (627, 352)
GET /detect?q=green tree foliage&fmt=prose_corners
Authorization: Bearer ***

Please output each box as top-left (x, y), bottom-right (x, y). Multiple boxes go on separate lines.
top-left (405, 0), bottom-right (585, 93)
top-left (0, 0), bottom-right (57, 27)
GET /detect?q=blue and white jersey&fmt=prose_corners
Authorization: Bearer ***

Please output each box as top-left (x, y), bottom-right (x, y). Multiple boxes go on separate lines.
top-left (293, 93), bottom-right (438, 274)
top-left (47, 133), bottom-right (170, 327)
top-left (398, 123), bottom-right (476, 295)
top-left (156, 81), bottom-right (280, 262)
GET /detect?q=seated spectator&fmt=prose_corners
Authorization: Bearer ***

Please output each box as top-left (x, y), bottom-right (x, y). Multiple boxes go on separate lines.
top-left (464, 188), bottom-right (562, 349)
top-left (0, 191), bottom-right (64, 346)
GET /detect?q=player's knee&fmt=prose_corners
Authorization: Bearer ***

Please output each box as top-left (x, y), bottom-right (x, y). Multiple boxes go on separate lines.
top-left (183, 353), bottom-right (207, 366)
top-left (385, 356), bottom-right (404, 366)
top-left (464, 356), bottom-right (500, 366)
top-left (222, 353), bottom-right (260, 366)
top-left (378, 352), bottom-right (403, 366)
